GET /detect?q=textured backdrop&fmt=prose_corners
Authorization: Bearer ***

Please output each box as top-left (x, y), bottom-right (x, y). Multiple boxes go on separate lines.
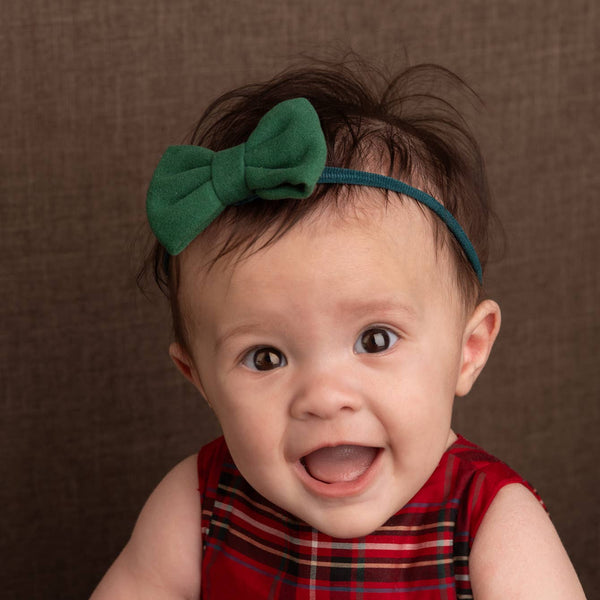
top-left (2, 0), bottom-right (598, 597)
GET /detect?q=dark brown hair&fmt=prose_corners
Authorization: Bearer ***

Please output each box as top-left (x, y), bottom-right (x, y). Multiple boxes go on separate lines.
top-left (140, 58), bottom-right (496, 350)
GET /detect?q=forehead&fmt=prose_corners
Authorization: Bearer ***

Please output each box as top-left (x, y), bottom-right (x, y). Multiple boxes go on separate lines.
top-left (177, 191), bottom-right (463, 327)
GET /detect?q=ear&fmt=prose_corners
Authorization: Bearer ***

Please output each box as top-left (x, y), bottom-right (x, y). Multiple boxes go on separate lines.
top-left (455, 299), bottom-right (501, 397)
top-left (169, 342), bottom-right (207, 398)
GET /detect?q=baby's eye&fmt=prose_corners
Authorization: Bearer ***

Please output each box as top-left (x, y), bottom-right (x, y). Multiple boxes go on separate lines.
top-left (354, 327), bottom-right (399, 354)
top-left (241, 347), bottom-right (287, 371)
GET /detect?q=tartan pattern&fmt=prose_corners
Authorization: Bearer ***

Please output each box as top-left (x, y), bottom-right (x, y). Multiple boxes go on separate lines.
top-left (198, 436), bottom-right (543, 599)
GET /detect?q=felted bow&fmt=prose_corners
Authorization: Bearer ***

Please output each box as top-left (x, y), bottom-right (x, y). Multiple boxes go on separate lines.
top-left (146, 97), bottom-right (327, 255)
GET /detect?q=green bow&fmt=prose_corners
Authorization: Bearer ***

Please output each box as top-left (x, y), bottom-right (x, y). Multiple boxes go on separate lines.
top-left (146, 97), bottom-right (327, 255)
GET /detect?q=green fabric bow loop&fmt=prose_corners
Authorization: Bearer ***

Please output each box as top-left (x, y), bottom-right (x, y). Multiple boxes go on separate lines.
top-left (146, 97), bottom-right (327, 255)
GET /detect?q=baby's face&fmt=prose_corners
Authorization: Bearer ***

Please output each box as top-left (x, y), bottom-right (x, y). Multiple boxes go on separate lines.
top-left (177, 193), bottom-right (471, 538)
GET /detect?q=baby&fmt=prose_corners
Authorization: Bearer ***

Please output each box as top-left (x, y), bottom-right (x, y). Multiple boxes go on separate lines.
top-left (91, 61), bottom-right (586, 599)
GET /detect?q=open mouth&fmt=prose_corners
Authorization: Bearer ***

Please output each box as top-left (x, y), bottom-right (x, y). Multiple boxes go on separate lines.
top-left (300, 445), bottom-right (380, 484)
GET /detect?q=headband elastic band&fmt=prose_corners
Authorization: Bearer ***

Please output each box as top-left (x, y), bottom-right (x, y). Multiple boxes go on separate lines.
top-left (318, 167), bottom-right (482, 282)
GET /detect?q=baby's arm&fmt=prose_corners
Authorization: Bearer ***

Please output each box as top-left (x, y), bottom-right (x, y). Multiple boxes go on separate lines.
top-left (89, 455), bottom-right (202, 600)
top-left (469, 483), bottom-right (586, 599)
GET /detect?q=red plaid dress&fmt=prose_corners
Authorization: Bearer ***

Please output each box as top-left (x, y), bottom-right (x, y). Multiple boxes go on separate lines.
top-left (198, 435), bottom-right (543, 599)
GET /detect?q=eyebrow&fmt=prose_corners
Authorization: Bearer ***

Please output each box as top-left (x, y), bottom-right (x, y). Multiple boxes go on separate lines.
top-left (214, 322), bottom-right (265, 353)
top-left (337, 298), bottom-right (419, 320)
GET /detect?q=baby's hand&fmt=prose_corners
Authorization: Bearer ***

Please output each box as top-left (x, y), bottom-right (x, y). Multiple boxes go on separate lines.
top-left (89, 455), bottom-right (201, 600)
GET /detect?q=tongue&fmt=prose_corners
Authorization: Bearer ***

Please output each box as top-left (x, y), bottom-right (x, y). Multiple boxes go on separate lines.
top-left (303, 445), bottom-right (377, 483)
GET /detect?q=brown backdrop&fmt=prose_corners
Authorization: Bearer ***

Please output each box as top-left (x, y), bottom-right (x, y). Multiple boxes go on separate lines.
top-left (2, 1), bottom-right (598, 597)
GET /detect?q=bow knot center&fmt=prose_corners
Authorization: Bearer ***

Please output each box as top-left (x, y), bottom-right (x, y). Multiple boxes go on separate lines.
top-left (211, 144), bottom-right (251, 207)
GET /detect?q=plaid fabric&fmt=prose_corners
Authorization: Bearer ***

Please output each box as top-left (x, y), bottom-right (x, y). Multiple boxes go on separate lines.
top-left (198, 436), bottom-right (543, 599)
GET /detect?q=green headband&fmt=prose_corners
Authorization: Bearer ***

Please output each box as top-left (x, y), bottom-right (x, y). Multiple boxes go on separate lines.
top-left (146, 97), bottom-right (483, 282)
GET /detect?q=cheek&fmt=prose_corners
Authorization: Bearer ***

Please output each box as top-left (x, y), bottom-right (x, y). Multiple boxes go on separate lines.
top-left (375, 356), bottom-right (457, 428)
top-left (398, 350), bottom-right (458, 395)
top-left (415, 327), bottom-right (464, 390)
top-left (210, 383), bottom-right (284, 451)
top-left (220, 411), bottom-right (286, 493)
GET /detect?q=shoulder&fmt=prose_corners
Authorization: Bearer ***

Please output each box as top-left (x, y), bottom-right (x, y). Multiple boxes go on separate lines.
top-left (130, 453), bottom-right (201, 557)
top-left (469, 483), bottom-right (586, 599)
top-left (90, 454), bottom-right (202, 599)
top-left (126, 454), bottom-right (202, 595)
top-left (446, 436), bottom-right (543, 540)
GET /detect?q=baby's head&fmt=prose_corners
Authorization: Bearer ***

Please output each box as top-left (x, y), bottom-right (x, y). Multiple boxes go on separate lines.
top-left (143, 61), bottom-right (501, 537)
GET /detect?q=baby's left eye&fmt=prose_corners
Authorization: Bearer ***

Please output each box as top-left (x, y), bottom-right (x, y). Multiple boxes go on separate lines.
top-left (354, 327), bottom-right (399, 354)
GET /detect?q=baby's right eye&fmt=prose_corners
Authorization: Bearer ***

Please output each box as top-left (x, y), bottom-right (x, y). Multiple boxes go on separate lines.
top-left (241, 347), bottom-right (287, 371)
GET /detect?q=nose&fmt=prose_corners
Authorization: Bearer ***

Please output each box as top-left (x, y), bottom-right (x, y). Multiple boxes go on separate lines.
top-left (289, 369), bottom-right (363, 421)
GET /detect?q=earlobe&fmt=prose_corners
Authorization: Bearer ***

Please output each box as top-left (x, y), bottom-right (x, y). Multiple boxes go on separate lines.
top-left (169, 342), bottom-right (206, 396)
top-left (455, 300), bottom-right (501, 397)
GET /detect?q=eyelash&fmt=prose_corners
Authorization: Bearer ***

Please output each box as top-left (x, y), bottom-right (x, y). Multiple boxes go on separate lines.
top-left (240, 327), bottom-right (399, 372)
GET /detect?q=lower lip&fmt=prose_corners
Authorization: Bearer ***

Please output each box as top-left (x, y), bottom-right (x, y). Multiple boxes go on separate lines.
top-left (293, 449), bottom-right (383, 499)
